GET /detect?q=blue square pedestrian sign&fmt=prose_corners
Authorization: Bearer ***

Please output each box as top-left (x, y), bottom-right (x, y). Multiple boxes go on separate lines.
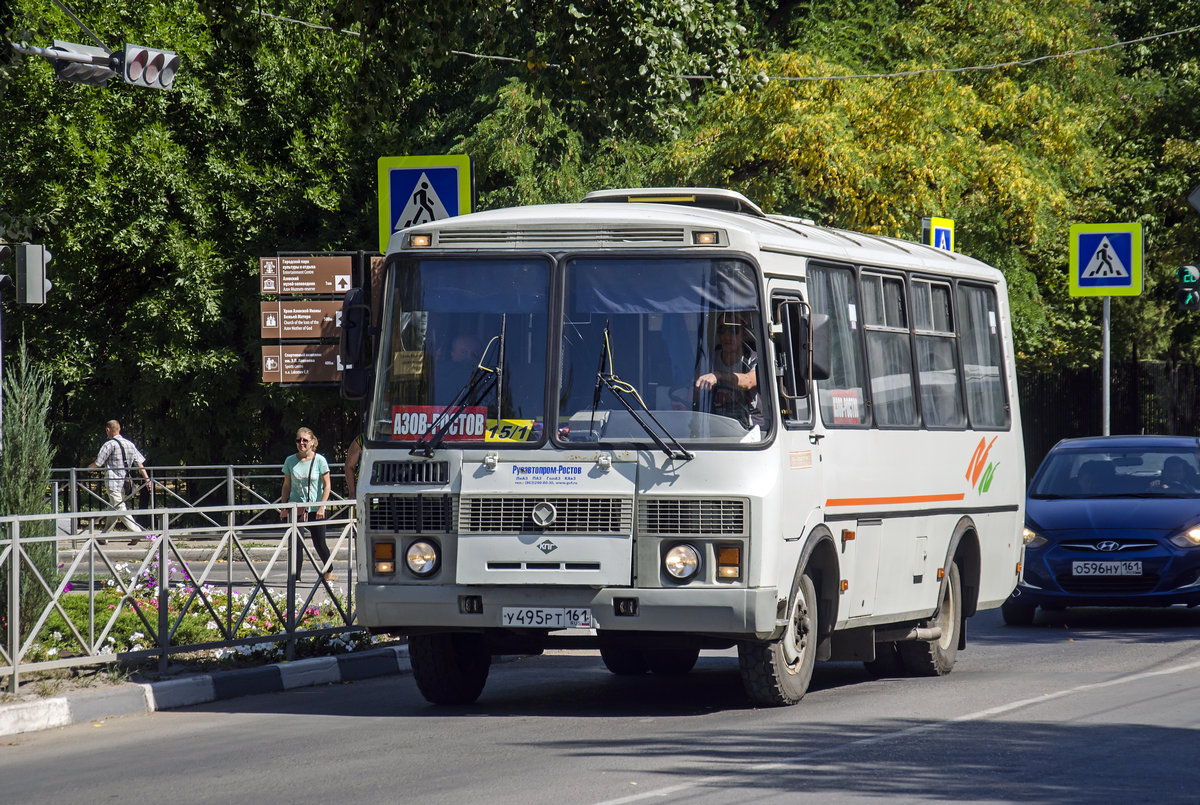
top-left (1069, 223), bottom-right (1143, 297)
top-left (378, 155), bottom-right (473, 253)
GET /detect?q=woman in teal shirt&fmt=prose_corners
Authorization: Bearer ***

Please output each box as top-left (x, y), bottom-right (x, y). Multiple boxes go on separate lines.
top-left (280, 426), bottom-right (333, 581)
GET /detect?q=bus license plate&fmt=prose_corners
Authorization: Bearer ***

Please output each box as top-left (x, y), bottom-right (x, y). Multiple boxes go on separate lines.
top-left (1072, 561), bottom-right (1142, 576)
top-left (501, 607), bottom-right (593, 629)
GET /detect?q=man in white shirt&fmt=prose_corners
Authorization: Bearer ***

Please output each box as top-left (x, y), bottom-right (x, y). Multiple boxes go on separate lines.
top-left (87, 420), bottom-right (149, 541)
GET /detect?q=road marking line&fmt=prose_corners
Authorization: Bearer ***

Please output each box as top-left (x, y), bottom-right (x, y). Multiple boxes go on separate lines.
top-left (593, 658), bottom-right (1200, 804)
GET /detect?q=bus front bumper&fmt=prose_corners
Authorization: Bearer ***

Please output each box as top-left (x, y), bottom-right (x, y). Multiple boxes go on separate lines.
top-left (356, 583), bottom-right (781, 638)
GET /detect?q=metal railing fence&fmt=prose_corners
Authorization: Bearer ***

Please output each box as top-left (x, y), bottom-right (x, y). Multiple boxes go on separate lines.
top-left (47, 463), bottom-right (349, 534)
top-left (2, 499), bottom-right (358, 694)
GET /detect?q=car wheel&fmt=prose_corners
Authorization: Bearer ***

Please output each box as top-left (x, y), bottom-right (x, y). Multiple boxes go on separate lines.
top-left (1001, 596), bottom-right (1038, 626)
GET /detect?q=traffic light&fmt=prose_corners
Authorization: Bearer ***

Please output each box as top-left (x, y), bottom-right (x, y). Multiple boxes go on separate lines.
top-left (120, 44), bottom-right (181, 90)
top-left (1177, 265), bottom-right (1200, 312)
top-left (15, 244), bottom-right (52, 305)
top-left (49, 40), bottom-right (117, 86)
top-left (0, 244), bottom-right (12, 292)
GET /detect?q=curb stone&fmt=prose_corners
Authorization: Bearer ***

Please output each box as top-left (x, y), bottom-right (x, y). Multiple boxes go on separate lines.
top-left (0, 644), bottom-right (411, 738)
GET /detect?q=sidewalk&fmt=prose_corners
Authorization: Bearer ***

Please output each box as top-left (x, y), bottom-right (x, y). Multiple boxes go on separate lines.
top-left (0, 644), bottom-right (411, 738)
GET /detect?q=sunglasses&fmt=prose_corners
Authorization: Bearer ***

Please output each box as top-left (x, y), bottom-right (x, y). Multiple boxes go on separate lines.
top-left (296, 438), bottom-right (311, 444)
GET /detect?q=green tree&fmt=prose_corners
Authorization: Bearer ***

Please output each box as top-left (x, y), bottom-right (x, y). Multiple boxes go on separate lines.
top-left (660, 0), bottom-right (1130, 362)
top-left (1, 335), bottom-right (57, 639)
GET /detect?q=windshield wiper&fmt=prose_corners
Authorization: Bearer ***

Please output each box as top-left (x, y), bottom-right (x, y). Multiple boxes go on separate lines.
top-left (410, 334), bottom-right (501, 458)
top-left (592, 321), bottom-right (693, 462)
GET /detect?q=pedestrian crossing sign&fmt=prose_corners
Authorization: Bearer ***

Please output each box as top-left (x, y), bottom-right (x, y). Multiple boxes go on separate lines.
top-left (378, 155), bottom-right (474, 253)
top-left (1069, 222), bottom-right (1143, 297)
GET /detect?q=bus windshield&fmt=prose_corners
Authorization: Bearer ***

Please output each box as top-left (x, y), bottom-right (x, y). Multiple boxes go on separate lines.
top-left (369, 257), bottom-right (550, 444)
top-left (558, 256), bottom-right (769, 446)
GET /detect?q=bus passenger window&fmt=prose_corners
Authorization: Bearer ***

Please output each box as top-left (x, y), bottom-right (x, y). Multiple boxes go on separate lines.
top-left (808, 265), bottom-right (868, 427)
top-left (958, 284), bottom-right (1009, 428)
top-left (912, 279), bottom-right (966, 428)
top-left (861, 272), bottom-right (918, 427)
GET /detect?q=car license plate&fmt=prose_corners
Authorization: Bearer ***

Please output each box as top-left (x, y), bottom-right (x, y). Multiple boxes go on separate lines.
top-left (500, 607), bottom-right (593, 629)
top-left (1072, 561), bottom-right (1142, 576)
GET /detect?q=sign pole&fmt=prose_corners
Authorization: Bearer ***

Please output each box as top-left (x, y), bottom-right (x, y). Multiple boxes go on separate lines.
top-left (1102, 297), bottom-right (1111, 436)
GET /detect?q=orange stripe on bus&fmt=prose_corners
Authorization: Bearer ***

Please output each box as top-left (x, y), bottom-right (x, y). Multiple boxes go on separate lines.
top-left (825, 493), bottom-right (966, 507)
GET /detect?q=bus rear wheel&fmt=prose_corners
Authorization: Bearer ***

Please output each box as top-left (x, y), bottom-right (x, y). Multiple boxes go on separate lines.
top-left (408, 632), bottom-right (491, 705)
top-left (598, 634), bottom-right (649, 675)
top-left (645, 646), bottom-right (700, 676)
top-left (738, 573), bottom-right (818, 706)
top-left (898, 562), bottom-right (961, 676)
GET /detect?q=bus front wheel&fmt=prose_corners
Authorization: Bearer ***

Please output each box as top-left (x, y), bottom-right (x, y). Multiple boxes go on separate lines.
top-left (738, 572), bottom-right (818, 706)
top-left (408, 632), bottom-right (491, 705)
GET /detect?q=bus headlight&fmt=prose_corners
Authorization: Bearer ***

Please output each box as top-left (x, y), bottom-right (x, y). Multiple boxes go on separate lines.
top-left (664, 544), bottom-right (700, 580)
top-left (406, 540), bottom-right (440, 576)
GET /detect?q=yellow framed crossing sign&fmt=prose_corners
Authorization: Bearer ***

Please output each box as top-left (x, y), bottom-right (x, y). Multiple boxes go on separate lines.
top-left (377, 155), bottom-right (473, 253)
top-left (1069, 222), bottom-right (1143, 297)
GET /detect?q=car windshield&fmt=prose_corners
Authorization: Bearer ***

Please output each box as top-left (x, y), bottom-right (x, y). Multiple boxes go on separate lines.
top-left (557, 256), bottom-right (770, 446)
top-left (368, 257), bottom-right (550, 444)
top-left (1029, 446), bottom-right (1200, 498)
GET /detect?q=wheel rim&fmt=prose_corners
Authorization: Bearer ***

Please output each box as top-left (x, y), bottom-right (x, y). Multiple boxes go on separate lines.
top-left (934, 572), bottom-right (957, 650)
top-left (782, 591), bottom-right (812, 671)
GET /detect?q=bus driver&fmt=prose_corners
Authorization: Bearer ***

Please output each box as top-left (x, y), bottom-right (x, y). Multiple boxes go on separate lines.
top-left (694, 317), bottom-right (759, 427)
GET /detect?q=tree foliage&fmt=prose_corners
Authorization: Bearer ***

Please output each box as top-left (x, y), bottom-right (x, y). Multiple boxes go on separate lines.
top-left (1, 0), bottom-right (1199, 466)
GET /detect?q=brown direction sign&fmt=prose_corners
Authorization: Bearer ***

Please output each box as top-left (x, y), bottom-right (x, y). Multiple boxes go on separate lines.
top-left (262, 344), bottom-right (341, 383)
top-left (260, 255), bottom-right (353, 295)
top-left (261, 301), bottom-right (343, 340)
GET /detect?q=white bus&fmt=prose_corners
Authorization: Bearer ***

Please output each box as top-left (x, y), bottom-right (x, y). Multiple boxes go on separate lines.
top-left (343, 188), bottom-right (1025, 706)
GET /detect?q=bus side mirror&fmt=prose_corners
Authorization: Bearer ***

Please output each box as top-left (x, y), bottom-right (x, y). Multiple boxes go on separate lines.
top-left (340, 287), bottom-right (373, 400)
top-left (807, 313), bottom-right (832, 382)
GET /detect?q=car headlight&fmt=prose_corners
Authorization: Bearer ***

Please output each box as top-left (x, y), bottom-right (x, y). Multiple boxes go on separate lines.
top-left (406, 540), bottom-right (440, 575)
top-left (1022, 527), bottom-right (1047, 549)
top-left (664, 544), bottom-right (700, 580)
top-left (1169, 526), bottom-right (1200, 548)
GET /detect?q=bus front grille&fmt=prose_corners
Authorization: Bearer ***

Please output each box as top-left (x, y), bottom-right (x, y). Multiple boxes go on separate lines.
top-left (637, 498), bottom-right (749, 536)
top-left (368, 494), bottom-right (453, 533)
top-left (458, 496), bottom-right (633, 535)
top-left (371, 461), bottom-right (449, 485)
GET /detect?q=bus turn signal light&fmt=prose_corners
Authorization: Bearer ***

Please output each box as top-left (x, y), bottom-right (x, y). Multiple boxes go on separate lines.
top-left (373, 541), bottom-right (396, 575)
top-left (717, 545), bottom-right (741, 579)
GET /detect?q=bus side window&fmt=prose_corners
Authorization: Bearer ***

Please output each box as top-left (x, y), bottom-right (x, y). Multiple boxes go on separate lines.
top-left (808, 264), bottom-right (869, 427)
top-left (861, 271), bottom-right (918, 427)
top-left (774, 295), bottom-right (811, 425)
top-left (958, 283), bottom-right (1010, 428)
top-left (912, 278), bottom-right (966, 428)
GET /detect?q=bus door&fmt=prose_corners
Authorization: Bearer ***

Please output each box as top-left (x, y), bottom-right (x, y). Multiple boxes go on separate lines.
top-left (769, 279), bottom-right (825, 538)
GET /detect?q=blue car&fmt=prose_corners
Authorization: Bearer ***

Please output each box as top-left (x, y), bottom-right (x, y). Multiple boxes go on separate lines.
top-left (1003, 435), bottom-right (1200, 625)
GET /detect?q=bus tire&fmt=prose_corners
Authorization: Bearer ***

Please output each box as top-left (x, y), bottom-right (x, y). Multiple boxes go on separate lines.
top-left (899, 562), bottom-right (962, 676)
top-left (645, 646), bottom-right (700, 676)
top-left (598, 634), bottom-right (649, 675)
top-left (1001, 597), bottom-right (1037, 626)
top-left (738, 572), bottom-right (818, 706)
top-left (408, 632), bottom-right (491, 705)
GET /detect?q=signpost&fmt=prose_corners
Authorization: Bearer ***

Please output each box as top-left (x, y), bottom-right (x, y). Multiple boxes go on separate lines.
top-left (1068, 222), bottom-right (1145, 435)
top-left (259, 252), bottom-right (368, 384)
top-left (920, 216), bottom-right (955, 252)
top-left (259, 255), bottom-right (352, 295)
top-left (377, 155), bottom-right (473, 253)
top-left (261, 344), bottom-right (342, 383)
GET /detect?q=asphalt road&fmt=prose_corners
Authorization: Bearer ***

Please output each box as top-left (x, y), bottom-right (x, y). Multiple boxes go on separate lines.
top-left (3, 606), bottom-right (1200, 805)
